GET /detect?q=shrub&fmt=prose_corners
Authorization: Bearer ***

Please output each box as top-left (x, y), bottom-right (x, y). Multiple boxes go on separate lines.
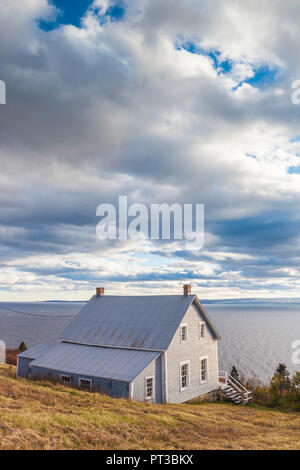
top-left (249, 364), bottom-right (300, 411)
top-left (18, 342), bottom-right (27, 353)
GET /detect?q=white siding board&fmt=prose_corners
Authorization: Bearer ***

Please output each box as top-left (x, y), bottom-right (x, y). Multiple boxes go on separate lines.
top-left (132, 356), bottom-right (163, 403)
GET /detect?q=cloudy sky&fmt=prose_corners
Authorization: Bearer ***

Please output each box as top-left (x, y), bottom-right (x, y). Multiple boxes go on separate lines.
top-left (1, 0), bottom-right (300, 301)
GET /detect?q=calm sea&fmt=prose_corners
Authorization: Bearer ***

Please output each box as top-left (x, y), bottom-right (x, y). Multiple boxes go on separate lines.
top-left (0, 301), bottom-right (299, 382)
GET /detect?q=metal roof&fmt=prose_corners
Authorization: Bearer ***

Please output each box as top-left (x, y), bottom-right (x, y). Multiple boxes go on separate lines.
top-left (18, 343), bottom-right (56, 359)
top-left (28, 342), bottom-right (160, 382)
top-left (60, 294), bottom-right (220, 351)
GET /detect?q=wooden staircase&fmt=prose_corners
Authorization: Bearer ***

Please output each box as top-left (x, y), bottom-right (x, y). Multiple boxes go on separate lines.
top-left (219, 371), bottom-right (252, 405)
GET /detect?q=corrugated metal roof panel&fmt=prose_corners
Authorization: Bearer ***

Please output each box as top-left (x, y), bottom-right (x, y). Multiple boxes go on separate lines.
top-left (29, 342), bottom-right (160, 382)
top-left (60, 294), bottom-right (196, 350)
top-left (18, 343), bottom-right (56, 359)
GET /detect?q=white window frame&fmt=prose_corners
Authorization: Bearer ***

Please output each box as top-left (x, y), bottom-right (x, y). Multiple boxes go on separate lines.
top-left (79, 378), bottom-right (92, 390)
top-left (179, 360), bottom-right (190, 392)
top-left (180, 323), bottom-right (188, 343)
top-left (145, 376), bottom-right (154, 400)
top-left (60, 374), bottom-right (71, 384)
top-left (199, 321), bottom-right (206, 340)
top-left (199, 355), bottom-right (209, 384)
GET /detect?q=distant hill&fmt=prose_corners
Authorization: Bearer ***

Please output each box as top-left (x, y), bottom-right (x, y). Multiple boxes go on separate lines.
top-left (43, 297), bottom-right (300, 305)
top-left (203, 298), bottom-right (300, 305)
top-left (0, 365), bottom-right (299, 450)
top-left (42, 300), bottom-right (87, 303)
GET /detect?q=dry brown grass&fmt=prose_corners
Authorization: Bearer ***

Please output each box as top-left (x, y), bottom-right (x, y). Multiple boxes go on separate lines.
top-left (0, 364), bottom-right (300, 450)
top-left (5, 349), bottom-right (18, 365)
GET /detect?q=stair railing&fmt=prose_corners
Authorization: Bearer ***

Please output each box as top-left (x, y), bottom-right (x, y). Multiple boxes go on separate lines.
top-left (219, 370), bottom-right (252, 404)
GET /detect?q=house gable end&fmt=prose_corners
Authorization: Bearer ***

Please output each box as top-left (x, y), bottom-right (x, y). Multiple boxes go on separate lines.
top-left (191, 298), bottom-right (221, 340)
top-left (165, 298), bottom-right (220, 403)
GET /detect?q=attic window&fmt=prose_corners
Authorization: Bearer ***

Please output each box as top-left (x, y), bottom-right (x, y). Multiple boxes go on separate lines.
top-left (199, 322), bottom-right (206, 339)
top-left (79, 378), bottom-right (92, 390)
top-left (181, 324), bottom-right (188, 342)
top-left (145, 376), bottom-right (154, 399)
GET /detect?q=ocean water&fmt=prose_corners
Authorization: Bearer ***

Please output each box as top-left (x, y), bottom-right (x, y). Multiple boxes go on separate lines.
top-left (208, 304), bottom-right (300, 382)
top-left (0, 302), bottom-right (84, 350)
top-left (0, 301), bottom-right (299, 382)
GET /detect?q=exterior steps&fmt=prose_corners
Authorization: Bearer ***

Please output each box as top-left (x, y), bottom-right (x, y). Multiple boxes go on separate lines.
top-left (222, 385), bottom-right (243, 404)
top-left (219, 371), bottom-right (253, 405)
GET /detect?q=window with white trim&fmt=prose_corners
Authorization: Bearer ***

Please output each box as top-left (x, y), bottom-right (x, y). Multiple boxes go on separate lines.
top-left (60, 375), bottom-right (71, 384)
top-left (199, 321), bottom-right (206, 340)
top-left (180, 361), bottom-right (190, 391)
top-left (79, 378), bottom-right (91, 390)
top-left (145, 376), bottom-right (154, 399)
top-left (180, 324), bottom-right (188, 342)
top-left (200, 357), bottom-right (208, 383)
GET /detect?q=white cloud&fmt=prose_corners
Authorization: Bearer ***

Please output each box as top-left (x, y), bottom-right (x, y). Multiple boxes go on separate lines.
top-left (1, 0), bottom-right (300, 299)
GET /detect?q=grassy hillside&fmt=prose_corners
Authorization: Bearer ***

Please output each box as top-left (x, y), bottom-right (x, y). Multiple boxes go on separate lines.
top-left (0, 365), bottom-right (300, 450)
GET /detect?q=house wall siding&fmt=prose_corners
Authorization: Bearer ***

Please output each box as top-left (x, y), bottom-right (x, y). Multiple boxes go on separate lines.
top-left (17, 357), bottom-right (33, 378)
top-left (29, 366), bottom-right (129, 398)
top-left (166, 302), bottom-right (219, 403)
top-left (132, 355), bottom-right (162, 403)
top-left (19, 357), bottom-right (163, 403)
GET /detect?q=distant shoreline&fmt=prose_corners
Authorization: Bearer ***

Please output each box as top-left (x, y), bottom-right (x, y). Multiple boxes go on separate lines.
top-left (1, 298), bottom-right (300, 306)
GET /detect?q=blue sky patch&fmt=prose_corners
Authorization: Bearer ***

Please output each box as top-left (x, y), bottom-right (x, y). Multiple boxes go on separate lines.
top-left (233, 65), bottom-right (278, 91)
top-left (176, 40), bottom-right (233, 74)
top-left (245, 65), bottom-right (277, 88)
top-left (288, 165), bottom-right (300, 174)
top-left (177, 41), bottom-right (278, 90)
top-left (39, 0), bottom-right (125, 31)
top-left (103, 3), bottom-right (125, 22)
top-left (39, 0), bottom-right (93, 30)
top-left (246, 153), bottom-right (257, 159)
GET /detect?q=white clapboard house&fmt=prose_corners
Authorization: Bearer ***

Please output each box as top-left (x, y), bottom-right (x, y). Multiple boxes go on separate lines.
top-left (17, 285), bottom-right (252, 404)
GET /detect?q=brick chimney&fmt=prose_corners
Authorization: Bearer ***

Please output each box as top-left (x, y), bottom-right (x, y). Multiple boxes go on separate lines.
top-left (183, 284), bottom-right (191, 296)
top-left (96, 287), bottom-right (105, 297)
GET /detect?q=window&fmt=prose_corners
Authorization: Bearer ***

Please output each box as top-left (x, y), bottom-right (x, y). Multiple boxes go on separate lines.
top-left (200, 357), bottom-right (208, 383)
top-left (145, 376), bottom-right (154, 399)
top-left (181, 364), bottom-right (188, 388)
top-left (180, 324), bottom-right (188, 342)
top-left (199, 322), bottom-right (206, 340)
top-left (79, 378), bottom-right (92, 390)
top-left (180, 361), bottom-right (190, 391)
top-left (60, 375), bottom-right (71, 384)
